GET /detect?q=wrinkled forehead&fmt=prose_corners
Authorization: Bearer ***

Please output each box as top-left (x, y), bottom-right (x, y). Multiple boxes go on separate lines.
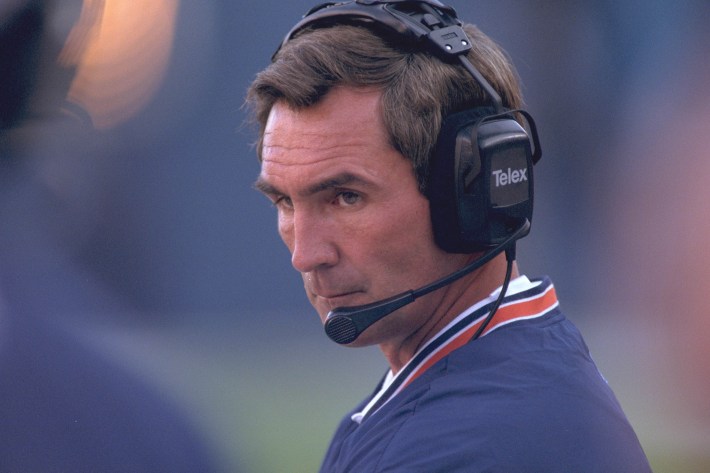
top-left (262, 86), bottom-right (386, 151)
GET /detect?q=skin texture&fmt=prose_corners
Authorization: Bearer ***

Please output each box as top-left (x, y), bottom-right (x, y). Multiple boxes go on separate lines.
top-left (256, 86), bottom-right (514, 372)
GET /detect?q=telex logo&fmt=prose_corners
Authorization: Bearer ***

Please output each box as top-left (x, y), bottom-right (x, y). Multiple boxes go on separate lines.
top-left (492, 168), bottom-right (527, 187)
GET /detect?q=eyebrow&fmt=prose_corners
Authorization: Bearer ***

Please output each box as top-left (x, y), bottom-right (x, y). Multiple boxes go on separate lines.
top-left (254, 172), bottom-right (374, 198)
top-left (253, 177), bottom-right (281, 196)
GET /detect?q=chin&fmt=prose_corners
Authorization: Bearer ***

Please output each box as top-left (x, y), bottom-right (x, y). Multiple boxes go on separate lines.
top-left (351, 316), bottom-right (405, 348)
top-left (311, 301), bottom-right (332, 325)
top-left (311, 295), bottom-right (355, 323)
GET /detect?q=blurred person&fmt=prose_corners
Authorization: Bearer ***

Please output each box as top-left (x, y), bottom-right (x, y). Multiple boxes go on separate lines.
top-left (0, 298), bottom-right (221, 473)
top-left (248, 1), bottom-right (651, 471)
top-left (0, 2), bottom-right (222, 471)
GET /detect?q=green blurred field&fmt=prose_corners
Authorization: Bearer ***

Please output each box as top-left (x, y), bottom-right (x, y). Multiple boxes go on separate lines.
top-left (83, 308), bottom-right (710, 473)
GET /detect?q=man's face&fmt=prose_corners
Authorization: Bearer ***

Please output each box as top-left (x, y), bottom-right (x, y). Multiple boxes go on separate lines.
top-left (256, 86), bottom-right (467, 345)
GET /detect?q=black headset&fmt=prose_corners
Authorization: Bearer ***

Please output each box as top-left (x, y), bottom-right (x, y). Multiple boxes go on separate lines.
top-left (275, 0), bottom-right (542, 255)
top-left (275, 0), bottom-right (543, 344)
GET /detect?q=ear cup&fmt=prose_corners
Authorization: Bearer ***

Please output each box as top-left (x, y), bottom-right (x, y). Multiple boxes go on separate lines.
top-left (427, 108), bottom-right (534, 253)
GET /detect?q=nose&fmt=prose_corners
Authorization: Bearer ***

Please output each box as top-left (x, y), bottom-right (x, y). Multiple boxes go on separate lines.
top-left (280, 208), bottom-right (338, 274)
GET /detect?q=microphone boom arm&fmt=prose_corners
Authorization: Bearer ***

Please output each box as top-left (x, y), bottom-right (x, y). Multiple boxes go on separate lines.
top-left (324, 220), bottom-right (530, 344)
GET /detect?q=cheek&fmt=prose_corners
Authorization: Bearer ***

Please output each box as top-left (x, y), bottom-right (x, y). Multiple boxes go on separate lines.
top-left (355, 200), bottom-right (440, 279)
top-left (384, 196), bottom-right (438, 254)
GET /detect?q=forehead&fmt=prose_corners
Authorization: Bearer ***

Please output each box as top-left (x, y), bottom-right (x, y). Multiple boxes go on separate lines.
top-left (258, 87), bottom-right (408, 192)
top-left (264, 86), bottom-right (384, 148)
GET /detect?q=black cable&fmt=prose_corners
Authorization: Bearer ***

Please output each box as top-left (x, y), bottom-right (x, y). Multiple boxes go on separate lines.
top-left (470, 244), bottom-right (516, 341)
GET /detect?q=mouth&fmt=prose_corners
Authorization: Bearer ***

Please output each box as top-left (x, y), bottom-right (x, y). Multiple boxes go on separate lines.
top-left (314, 291), bottom-right (364, 309)
top-left (303, 274), bottom-right (366, 310)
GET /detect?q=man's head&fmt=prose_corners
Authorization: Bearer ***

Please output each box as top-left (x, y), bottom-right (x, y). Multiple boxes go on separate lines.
top-left (249, 1), bottom-right (532, 355)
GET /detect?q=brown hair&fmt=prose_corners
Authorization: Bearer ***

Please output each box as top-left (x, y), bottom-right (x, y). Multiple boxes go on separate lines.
top-left (246, 22), bottom-right (523, 192)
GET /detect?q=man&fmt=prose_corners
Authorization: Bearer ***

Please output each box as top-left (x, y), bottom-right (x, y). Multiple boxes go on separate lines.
top-left (249, 1), bottom-right (651, 471)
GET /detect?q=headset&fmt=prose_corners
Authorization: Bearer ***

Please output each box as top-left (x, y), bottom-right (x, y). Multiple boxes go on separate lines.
top-left (274, 0), bottom-right (542, 344)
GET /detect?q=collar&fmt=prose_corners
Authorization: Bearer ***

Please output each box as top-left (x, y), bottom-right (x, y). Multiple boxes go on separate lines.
top-left (351, 276), bottom-right (559, 424)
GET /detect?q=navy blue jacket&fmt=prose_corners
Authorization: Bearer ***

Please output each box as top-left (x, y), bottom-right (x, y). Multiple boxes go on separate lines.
top-left (320, 278), bottom-right (651, 472)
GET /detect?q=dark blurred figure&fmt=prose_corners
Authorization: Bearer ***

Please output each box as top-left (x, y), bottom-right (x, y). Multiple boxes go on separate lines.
top-left (1, 0), bottom-right (123, 321)
top-left (0, 2), bottom-right (221, 471)
top-left (0, 301), bottom-right (219, 473)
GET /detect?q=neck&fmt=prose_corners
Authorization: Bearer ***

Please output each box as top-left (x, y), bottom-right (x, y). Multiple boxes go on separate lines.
top-left (380, 253), bottom-right (517, 374)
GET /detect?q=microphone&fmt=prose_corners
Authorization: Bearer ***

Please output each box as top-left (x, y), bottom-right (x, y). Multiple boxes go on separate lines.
top-left (324, 220), bottom-right (530, 344)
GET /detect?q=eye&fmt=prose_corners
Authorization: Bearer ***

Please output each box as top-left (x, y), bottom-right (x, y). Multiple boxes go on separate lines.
top-left (335, 191), bottom-right (361, 206)
top-left (273, 195), bottom-right (293, 210)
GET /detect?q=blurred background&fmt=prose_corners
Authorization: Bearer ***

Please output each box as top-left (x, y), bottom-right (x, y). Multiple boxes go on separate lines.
top-left (1, 0), bottom-right (708, 471)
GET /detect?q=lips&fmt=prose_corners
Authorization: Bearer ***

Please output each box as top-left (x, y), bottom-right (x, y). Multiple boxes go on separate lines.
top-left (304, 273), bottom-right (366, 309)
top-left (316, 291), bottom-right (362, 308)
top-left (311, 286), bottom-right (367, 309)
